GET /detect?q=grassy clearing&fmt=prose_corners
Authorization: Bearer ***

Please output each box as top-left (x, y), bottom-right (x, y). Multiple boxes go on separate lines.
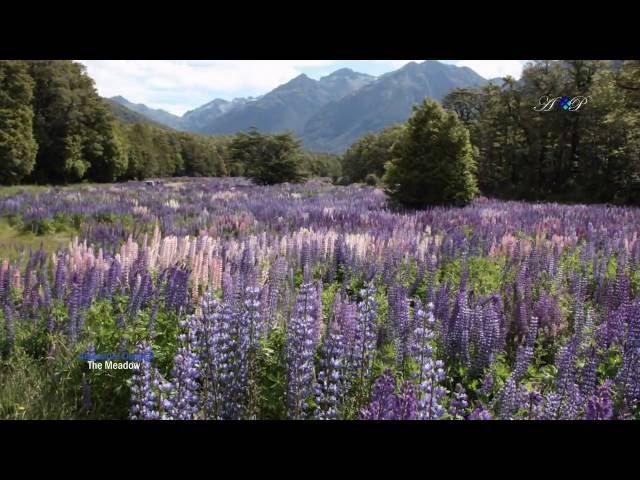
top-left (0, 220), bottom-right (72, 260)
top-left (0, 185), bottom-right (51, 197)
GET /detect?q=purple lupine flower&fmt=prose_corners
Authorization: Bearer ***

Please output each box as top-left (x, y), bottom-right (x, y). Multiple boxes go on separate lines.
top-left (360, 370), bottom-right (396, 420)
top-left (263, 257), bottom-right (286, 330)
top-left (474, 296), bottom-right (503, 377)
top-left (478, 370), bottom-right (495, 397)
top-left (522, 390), bottom-right (544, 420)
top-left (395, 382), bottom-right (418, 420)
top-left (38, 267), bottom-right (55, 332)
top-left (552, 336), bottom-right (584, 419)
top-left (237, 274), bottom-right (263, 418)
top-left (468, 403), bottom-right (493, 420)
top-left (359, 370), bottom-right (417, 420)
top-left (496, 377), bottom-right (520, 419)
top-left (447, 290), bottom-right (472, 368)
top-left (165, 266), bottom-right (190, 313)
top-left (388, 286), bottom-right (411, 368)
top-left (513, 315), bottom-right (539, 380)
top-left (433, 282), bottom-right (450, 332)
top-left (314, 301), bottom-right (347, 420)
top-left (196, 292), bottom-right (228, 419)
top-left (163, 317), bottom-right (202, 420)
top-left (580, 347), bottom-right (599, 398)
top-left (21, 267), bottom-right (34, 320)
top-left (103, 259), bottom-right (121, 300)
top-left (351, 283), bottom-right (378, 402)
top-left (0, 262), bottom-right (7, 306)
top-left (214, 286), bottom-right (243, 419)
top-left (130, 342), bottom-right (161, 420)
top-left (411, 301), bottom-right (447, 420)
top-left (67, 274), bottom-right (82, 344)
top-left (533, 289), bottom-right (563, 337)
top-left (617, 303), bottom-right (640, 411)
top-left (54, 254), bottom-right (66, 300)
top-left (585, 381), bottom-right (614, 420)
top-left (81, 267), bottom-right (99, 309)
top-left (286, 281), bottom-right (321, 419)
top-left (449, 383), bottom-right (469, 419)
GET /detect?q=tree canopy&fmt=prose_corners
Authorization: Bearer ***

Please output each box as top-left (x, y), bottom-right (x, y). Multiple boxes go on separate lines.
top-left (0, 61), bottom-right (38, 185)
top-left (383, 98), bottom-right (478, 207)
top-left (442, 60), bottom-right (640, 204)
top-left (229, 128), bottom-right (306, 185)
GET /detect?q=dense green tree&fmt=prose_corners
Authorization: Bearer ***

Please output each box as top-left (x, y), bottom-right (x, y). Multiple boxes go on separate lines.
top-left (443, 60), bottom-right (640, 204)
top-left (441, 88), bottom-right (483, 126)
top-left (302, 151), bottom-right (341, 179)
top-left (229, 128), bottom-right (305, 185)
top-left (27, 60), bottom-right (126, 183)
top-left (117, 122), bottom-right (231, 181)
top-left (0, 61), bottom-right (38, 184)
top-left (383, 98), bottom-right (478, 207)
top-left (341, 124), bottom-right (404, 184)
top-left (179, 133), bottom-right (227, 177)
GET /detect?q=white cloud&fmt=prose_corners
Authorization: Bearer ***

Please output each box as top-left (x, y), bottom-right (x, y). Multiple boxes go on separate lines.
top-left (79, 60), bottom-right (527, 116)
top-left (79, 60), bottom-right (339, 115)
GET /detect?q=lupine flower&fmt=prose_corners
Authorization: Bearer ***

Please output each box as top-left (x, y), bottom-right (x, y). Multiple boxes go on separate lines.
top-left (585, 381), bottom-right (614, 420)
top-left (286, 282), bottom-right (321, 419)
top-left (411, 301), bottom-right (447, 420)
top-left (360, 369), bottom-right (417, 420)
top-left (2, 179), bottom-right (640, 421)
top-left (314, 303), bottom-right (347, 420)
top-left (468, 403), bottom-right (493, 420)
top-left (130, 342), bottom-right (161, 420)
top-left (350, 283), bottom-right (379, 403)
top-left (163, 318), bottom-right (202, 420)
top-left (448, 383), bottom-right (469, 419)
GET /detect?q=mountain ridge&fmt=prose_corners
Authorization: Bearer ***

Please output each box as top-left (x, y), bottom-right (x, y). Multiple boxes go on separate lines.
top-left (108, 61), bottom-right (491, 152)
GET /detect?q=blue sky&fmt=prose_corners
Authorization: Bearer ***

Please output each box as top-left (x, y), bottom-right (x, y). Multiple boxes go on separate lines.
top-left (79, 60), bottom-right (528, 116)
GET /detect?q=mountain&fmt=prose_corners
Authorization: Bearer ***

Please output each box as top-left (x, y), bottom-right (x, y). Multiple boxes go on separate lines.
top-left (105, 98), bottom-right (170, 129)
top-left (109, 96), bottom-right (184, 130)
top-left (301, 61), bottom-right (488, 153)
top-left (317, 68), bottom-right (376, 101)
top-left (108, 61), bottom-right (489, 152)
top-left (198, 69), bottom-right (375, 136)
top-left (181, 97), bottom-right (255, 133)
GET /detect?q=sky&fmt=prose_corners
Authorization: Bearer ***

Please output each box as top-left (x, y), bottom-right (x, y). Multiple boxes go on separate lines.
top-left (78, 60), bottom-right (528, 116)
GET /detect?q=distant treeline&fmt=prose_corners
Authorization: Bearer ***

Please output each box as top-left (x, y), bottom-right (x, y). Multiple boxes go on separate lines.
top-left (3, 59), bottom-right (640, 206)
top-left (0, 60), bottom-right (340, 185)
top-left (341, 60), bottom-right (640, 205)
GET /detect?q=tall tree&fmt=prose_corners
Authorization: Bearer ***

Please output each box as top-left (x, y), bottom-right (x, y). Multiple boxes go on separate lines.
top-left (229, 128), bottom-right (305, 185)
top-left (28, 60), bottom-right (125, 183)
top-left (0, 61), bottom-right (38, 185)
top-left (341, 124), bottom-right (404, 184)
top-left (383, 98), bottom-right (478, 207)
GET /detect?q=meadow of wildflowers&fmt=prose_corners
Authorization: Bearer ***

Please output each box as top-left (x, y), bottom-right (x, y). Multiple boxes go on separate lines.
top-left (0, 177), bottom-right (639, 420)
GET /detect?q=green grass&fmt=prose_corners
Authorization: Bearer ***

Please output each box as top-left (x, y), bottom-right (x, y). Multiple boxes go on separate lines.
top-left (0, 219), bottom-right (73, 260)
top-left (0, 185), bottom-right (50, 197)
